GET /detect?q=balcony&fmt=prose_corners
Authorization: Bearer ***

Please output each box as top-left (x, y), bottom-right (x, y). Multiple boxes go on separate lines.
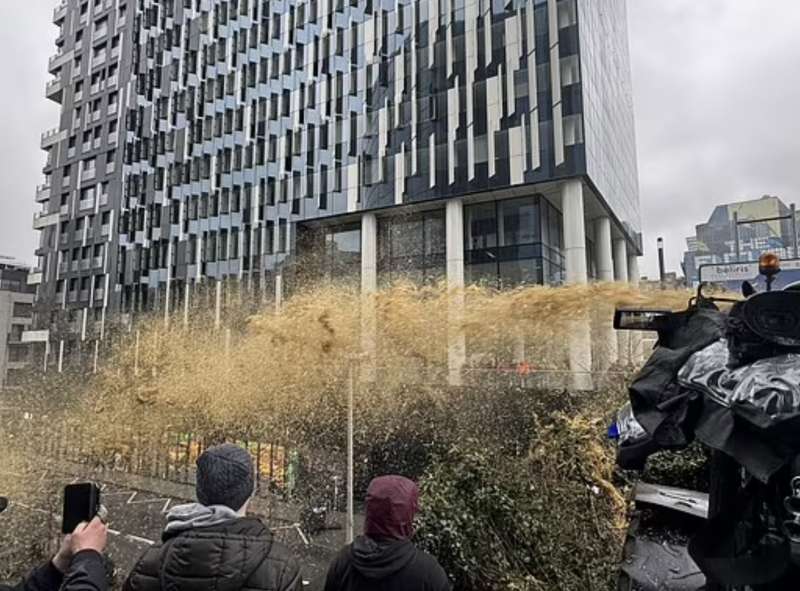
top-left (21, 330), bottom-right (49, 344)
top-left (99, 192), bottom-right (109, 206)
top-left (107, 102), bottom-right (117, 116)
top-left (35, 183), bottom-right (51, 203)
top-left (53, 3), bottom-right (67, 24)
top-left (48, 48), bottom-right (73, 73)
top-left (80, 259), bottom-right (91, 271)
top-left (60, 204), bottom-right (69, 216)
top-left (107, 73), bottom-right (118, 88)
top-left (83, 167), bottom-right (96, 181)
top-left (106, 161), bottom-right (115, 174)
top-left (101, 223), bottom-right (110, 236)
top-left (108, 131), bottom-right (118, 144)
top-left (91, 52), bottom-right (107, 68)
top-left (79, 197), bottom-right (95, 211)
top-left (93, 256), bottom-right (103, 268)
top-left (94, 288), bottom-right (105, 302)
top-left (62, 175), bottom-right (71, 187)
top-left (27, 271), bottom-right (43, 286)
top-left (59, 260), bottom-right (68, 274)
top-left (41, 128), bottom-right (66, 149)
top-left (46, 77), bottom-right (64, 103)
top-left (33, 211), bottom-right (60, 229)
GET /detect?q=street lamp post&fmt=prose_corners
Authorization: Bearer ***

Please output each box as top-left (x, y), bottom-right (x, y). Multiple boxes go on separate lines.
top-left (657, 237), bottom-right (666, 287)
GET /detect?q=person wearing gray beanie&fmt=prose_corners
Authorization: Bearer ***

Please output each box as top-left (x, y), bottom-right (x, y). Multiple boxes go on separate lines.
top-left (123, 444), bottom-right (301, 591)
top-left (195, 443), bottom-right (256, 512)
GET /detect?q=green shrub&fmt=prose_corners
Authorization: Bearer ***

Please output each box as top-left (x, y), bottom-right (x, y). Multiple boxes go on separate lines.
top-left (415, 413), bottom-right (627, 591)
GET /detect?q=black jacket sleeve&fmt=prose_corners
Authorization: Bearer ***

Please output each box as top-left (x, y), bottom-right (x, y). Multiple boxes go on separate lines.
top-left (322, 548), bottom-right (349, 591)
top-left (1, 561), bottom-right (63, 591)
top-left (60, 551), bottom-right (107, 591)
top-left (278, 561), bottom-right (302, 591)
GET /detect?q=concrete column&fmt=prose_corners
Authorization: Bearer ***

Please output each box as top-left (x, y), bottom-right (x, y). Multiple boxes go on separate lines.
top-left (361, 213), bottom-right (378, 380)
top-left (593, 216), bottom-right (614, 282)
top-left (627, 254), bottom-right (643, 363)
top-left (562, 179), bottom-right (588, 284)
top-left (613, 239), bottom-right (630, 363)
top-left (613, 238), bottom-right (629, 282)
top-left (446, 199), bottom-right (466, 385)
top-left (562, 180), bottom-right (592, 389)
top-left (361, 213), bottom-right (378, 293)
top-left (627, 254), bottom-right (641, 287)
top-left (446, 199), bottom-right (465, 289)
top-left (593, 216), bottom-right (616, 369)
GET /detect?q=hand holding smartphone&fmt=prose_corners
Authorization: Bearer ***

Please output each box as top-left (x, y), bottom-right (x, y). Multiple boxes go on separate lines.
top-left (62, 483), bottom-right (101, 534)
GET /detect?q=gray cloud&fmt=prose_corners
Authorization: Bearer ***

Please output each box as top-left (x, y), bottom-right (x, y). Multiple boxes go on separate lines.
top-left (0, 2), bottom-right (59, 264)
top-left (0, 2), bottom-right (798, 280)
top-left (629, 0), bottom-right (800, 278)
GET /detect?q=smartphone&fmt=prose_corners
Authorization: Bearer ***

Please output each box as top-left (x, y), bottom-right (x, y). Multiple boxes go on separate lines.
top-left (62, 483), bottom-right (101, 534)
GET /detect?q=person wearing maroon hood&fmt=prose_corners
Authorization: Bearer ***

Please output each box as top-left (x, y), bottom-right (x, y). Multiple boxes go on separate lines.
top-left (323, 476), bottom-right (450, 591)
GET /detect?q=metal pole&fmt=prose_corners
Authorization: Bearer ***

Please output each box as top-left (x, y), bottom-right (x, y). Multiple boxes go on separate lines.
top-left (93, 340), bottom-right (99, 374)
top-left (183, 282), bottom-right (191, 328)
top-left (134, 330), bottom-right (140, 377)
top-left (346, 363), bottom-right (355, 544)
top-left (791, 204), bottom-right (798, 259)
top-left (733, 212), bottom-right (741, 262)
top-left (657, 237), bottom-right (665, 287)
top-left (275, 273), bottom-right (283, 314)
top-left (57, 340), bottom-right (64, 373)
top-left (215, 280), bottom-right (222, 329)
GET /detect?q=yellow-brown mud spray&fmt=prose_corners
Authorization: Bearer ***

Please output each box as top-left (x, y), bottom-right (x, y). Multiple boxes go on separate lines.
top-left (2, 282), bottom-right (701, 589)
top-left (75, 282), bottom-right (692, 443)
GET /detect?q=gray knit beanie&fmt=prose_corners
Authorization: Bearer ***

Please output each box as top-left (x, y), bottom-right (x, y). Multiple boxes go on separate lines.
top-left (196, 444), bottom-right (255, 511)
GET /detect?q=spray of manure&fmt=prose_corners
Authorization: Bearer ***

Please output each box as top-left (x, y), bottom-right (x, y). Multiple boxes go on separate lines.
top-left (2, 282), bottom-right (705, 590)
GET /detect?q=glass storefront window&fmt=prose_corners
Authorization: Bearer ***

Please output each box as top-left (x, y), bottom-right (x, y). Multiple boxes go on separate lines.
top-left (378, 210), bottom-right (446, 285)
top-left (464, 196), bottom-right (563, 288)
top-left (500, 198), bottom-right (540, 246)
top-left (465, 203), bottom-right (497, 250)
top-left (326, 227), bottom-right (361, 277)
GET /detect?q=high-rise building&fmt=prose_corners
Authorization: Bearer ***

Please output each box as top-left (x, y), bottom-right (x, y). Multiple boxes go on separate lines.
top-left (683, 196), bottom-right (799, 286)
top-left (0, 257), bottom-right (35, 388)
top-left (32, 0), bottom-right (640, 357)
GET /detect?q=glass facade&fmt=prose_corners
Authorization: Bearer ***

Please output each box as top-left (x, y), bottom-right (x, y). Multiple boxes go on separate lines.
top-left (378, 211), bottom-right (446, 285)
top-left (464, 196), bottom-right (564, 288)
top-left (35, 0), bottom-right (641, 329)
top-left (577, 0), bottom-right (641, 247)
top-left (295, 223), bottom-right (361, 284)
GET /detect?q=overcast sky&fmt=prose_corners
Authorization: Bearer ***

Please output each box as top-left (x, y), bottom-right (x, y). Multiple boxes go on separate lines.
top-left (0, 1), bottom-right (798, 279)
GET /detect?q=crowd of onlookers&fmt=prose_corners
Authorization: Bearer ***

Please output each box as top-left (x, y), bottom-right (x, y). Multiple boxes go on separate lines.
top-left (2, 444), bottom-right (450, 591)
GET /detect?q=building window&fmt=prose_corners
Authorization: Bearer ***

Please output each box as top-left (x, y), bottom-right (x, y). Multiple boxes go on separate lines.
top-left (378, 210), bottom-right (446, 285)
top-left (464, 196), bottom-right (564, 288)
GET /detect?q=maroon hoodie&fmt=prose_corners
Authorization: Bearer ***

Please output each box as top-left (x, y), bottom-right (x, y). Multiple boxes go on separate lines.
top-left (324, 476), bottom-right (450, 591)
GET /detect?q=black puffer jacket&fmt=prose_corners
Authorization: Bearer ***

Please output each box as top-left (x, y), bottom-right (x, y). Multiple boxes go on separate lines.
top-left (123, 517), bottom-right (300, 591)
top-left (324, 537), bottom-right (450, 591)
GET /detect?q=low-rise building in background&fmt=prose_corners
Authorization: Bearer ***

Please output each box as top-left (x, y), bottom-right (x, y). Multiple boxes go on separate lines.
top-left (0, 257), bottom-right (35, 388)
top-left (683, 196), bottom-right (799, 287)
